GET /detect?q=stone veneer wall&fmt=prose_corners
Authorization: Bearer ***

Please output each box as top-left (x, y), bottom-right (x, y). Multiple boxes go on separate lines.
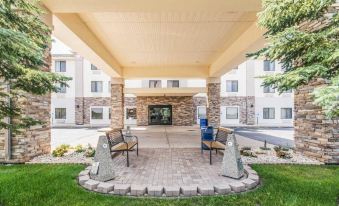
top-left (294, 79), bottom-right (338, 164)
top-left (193, 97), bottom-right (207, 124)
top-left (125, 97), bottom-right (137, 107)
top-left (136, 96), bottom-right (194, 126)
top-left (207, 83), bottom-right (221, 127)
top-left (111, 84), bottom-right (124, 129)
top-left (0, 57), bottom-right (51, 163)
top-left (75, 97), bottom-right (111, 125)
top-left (220, 96), bottom-right (255, 125)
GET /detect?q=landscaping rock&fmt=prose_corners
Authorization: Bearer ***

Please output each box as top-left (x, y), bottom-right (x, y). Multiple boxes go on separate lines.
top-left (180, 186), bottom-right (197, 197)
top-left (78, 175), bottom-right (90, 185)
top-left (130, 185), bottom-right (147, 196)
top-left (214, 184), bottom-right (231, 195)
top-left (79, 170), bottom-right (89, 176)
top-left (84, 179), bottom-right (100, 190)
top-left (241, 179), bottom-right (257, 189)
top-left (147, 186), bottom-right (163, 197)
top-left (114, 184), bottom-right (131, 195)
top-left (229, 182), bottom-right (245, 193)
top-left (164, 186), bottom-right (180, 197)
top-left (197, 185), bottom-right (215, 195)
top-left (97, 182), bottom-right (114, 193)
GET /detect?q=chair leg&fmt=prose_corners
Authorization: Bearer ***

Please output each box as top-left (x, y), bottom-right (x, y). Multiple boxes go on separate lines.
top-left (126, 150), bottom-right (129, 167)
top-left (137, 144), bottom-right (139, 156)
top-left (216, 149), bottom-right (218, 154)
top-left (209, 149), bottom-right (212, 165)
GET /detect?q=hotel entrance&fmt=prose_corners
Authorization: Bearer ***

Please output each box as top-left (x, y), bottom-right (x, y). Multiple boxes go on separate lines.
top-left (148, 105), bottom-right (172, 125)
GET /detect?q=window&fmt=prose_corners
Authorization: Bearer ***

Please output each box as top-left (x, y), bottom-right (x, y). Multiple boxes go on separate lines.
top-left (91, 81), bottom-right (103, 92)
top-left (263, 108), bottom-right (275, 119)
top-left (263, 86), bottom-right (275, 93)
top-left (109, 108), bottom-right (111, 119)
top-left (283, 89), bottom-right (292, 93)
top-left (167, 80), bottom-right (180, 88)
top-left (226, 80), bottom-right (238, 92)
top-left (55, 60), bottom-right (66, 72)
top-left (226, 107), bottom-right (238, 119)
top-left (57, 83), bottom-right (67, 93)
top-left (197, 106), bottom-right (206, 119)
top-left (263, 60), bottom-right (275, 71)
top-left (281, 108), bottom-right (292, 119)
top-left (91, 108), bottom-right (103, 119)
top-left (55, 108), bottom-right (66, 119)
top-left (91, 64), bottom-right (98, 70)
top-left (149, 80), bottom-right (161, 88)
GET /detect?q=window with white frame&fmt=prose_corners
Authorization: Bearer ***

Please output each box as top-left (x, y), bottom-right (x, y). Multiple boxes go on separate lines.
top-left (91, 108), bottom-right (103, 119)
top-left (283, 89), bottom-right (292, 93)
top-left (226, 107), bottom-right (238, 119)
top-left (91, 64), bottom-right (98, 70)
top-left (197, 106), bottom-right (206, 119)
top-left (263, 108), bottom-right (275, 119)
top-left (55, 60), bottom-right (66, 72)
top-left (57, 83), bottom-right (67, 93)
top-left (263, 60), bottom-right (275, 71)
top-left (167, 80), bottom-right (180, 88)
top-left (263, 86), bottom-right (275, 93)
top-left (91, 81), bottom-right (103, 92)
top-left (55, 108), bottom-right (66, 119)
top-left (226, 80), bottom-right (238, 92)
top-left (281, 108), bottom-right (292, 119)
top-left (149, 80), bottom-right (161, 88)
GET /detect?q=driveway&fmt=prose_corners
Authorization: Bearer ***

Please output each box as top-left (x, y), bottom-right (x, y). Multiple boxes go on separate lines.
top-left (51, 126), bottom-right (294, 150)
top-left (235, 127), bottom-right (295, 148)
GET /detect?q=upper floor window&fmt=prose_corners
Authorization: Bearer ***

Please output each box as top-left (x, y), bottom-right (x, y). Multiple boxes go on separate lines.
top-left (57, 83), bottom-right (67, 93)
top-left (263, 86), bottom-right (275, 93)
top-left (263, 108), bottom-right (275, 119)
top-left (91, 81), bottom-right (103, 92)
top-left (226, 107), bottom-right (239, 119)
top-left (263, 60), bottom-right (275, 71)
top-left (149, 80), bottom-right (161, 88)
top-left (281, 108), bottom-right (292, 119)
top-left (55, 60), bottom-right (66, 72)
top-left (167, 80), bottom-right (179, 88)
top-left (91, 64), bottom-right (98, 70)
top-left (55, 108), bottom-right (66, 119)
top-left (226, 80), bottom-right (238, 92)
top-left (91, 108), bottom-right (103, 119)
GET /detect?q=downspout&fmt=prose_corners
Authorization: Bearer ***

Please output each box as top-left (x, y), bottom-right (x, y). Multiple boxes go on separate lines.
top-left (5, 83), bottom-right (12, 161)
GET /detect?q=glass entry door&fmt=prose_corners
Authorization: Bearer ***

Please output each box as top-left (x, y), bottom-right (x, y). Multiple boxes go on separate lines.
top-left (148, 105), bottom-right (172, 125)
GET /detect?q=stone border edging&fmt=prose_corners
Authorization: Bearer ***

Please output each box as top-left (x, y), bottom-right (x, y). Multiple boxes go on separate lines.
top-left (78, 165), bottom-right (260, 197)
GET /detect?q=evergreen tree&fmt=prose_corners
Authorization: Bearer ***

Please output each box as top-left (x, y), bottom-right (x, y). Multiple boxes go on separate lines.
top-left (251, 0), bottom-right (338, 118)
top-left (0, 0), bottom-right (70, 133)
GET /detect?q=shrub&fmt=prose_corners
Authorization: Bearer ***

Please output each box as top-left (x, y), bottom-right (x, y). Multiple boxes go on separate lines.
top-left (276, 150), bottom-right (292, 159)
top-left (84, 144), bottom-right (95, 157)
top-left (74, 144), bottom-right (85, 153)
top-left (240, 147), bottom-right (257, 158)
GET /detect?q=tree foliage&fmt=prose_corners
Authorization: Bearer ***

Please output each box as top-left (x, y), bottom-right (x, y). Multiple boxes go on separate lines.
top-left (250, 0), bottom-right (338, 118)
top-left (0, 0), bottom-right (70, 133)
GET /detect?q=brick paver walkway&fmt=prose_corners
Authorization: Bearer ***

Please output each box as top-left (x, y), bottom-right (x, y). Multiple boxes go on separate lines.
top-left (107, 148), bottom-right (244, 187)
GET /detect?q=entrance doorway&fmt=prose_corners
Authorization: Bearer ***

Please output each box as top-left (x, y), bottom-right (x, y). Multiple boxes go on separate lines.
top-left (148, 105), bottom-right (172, 125)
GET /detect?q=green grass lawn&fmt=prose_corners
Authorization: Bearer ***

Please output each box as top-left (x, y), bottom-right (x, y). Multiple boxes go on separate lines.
top-left (0, 164), bottom-right (338, 206)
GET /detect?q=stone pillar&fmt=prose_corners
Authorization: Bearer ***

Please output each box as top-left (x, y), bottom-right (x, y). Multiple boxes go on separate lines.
top-left (0, 6), bottom-right (52, 163)
top-left (294, 79), bottom-right (339, 164)
top-left (111, 78), bottom-right (124, 129)
top-left (207, 77), bottom-right (221, 127)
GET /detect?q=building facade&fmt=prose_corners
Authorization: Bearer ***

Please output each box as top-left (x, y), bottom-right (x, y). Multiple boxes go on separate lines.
top-left (51, 52), bottom-right (294, 128)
